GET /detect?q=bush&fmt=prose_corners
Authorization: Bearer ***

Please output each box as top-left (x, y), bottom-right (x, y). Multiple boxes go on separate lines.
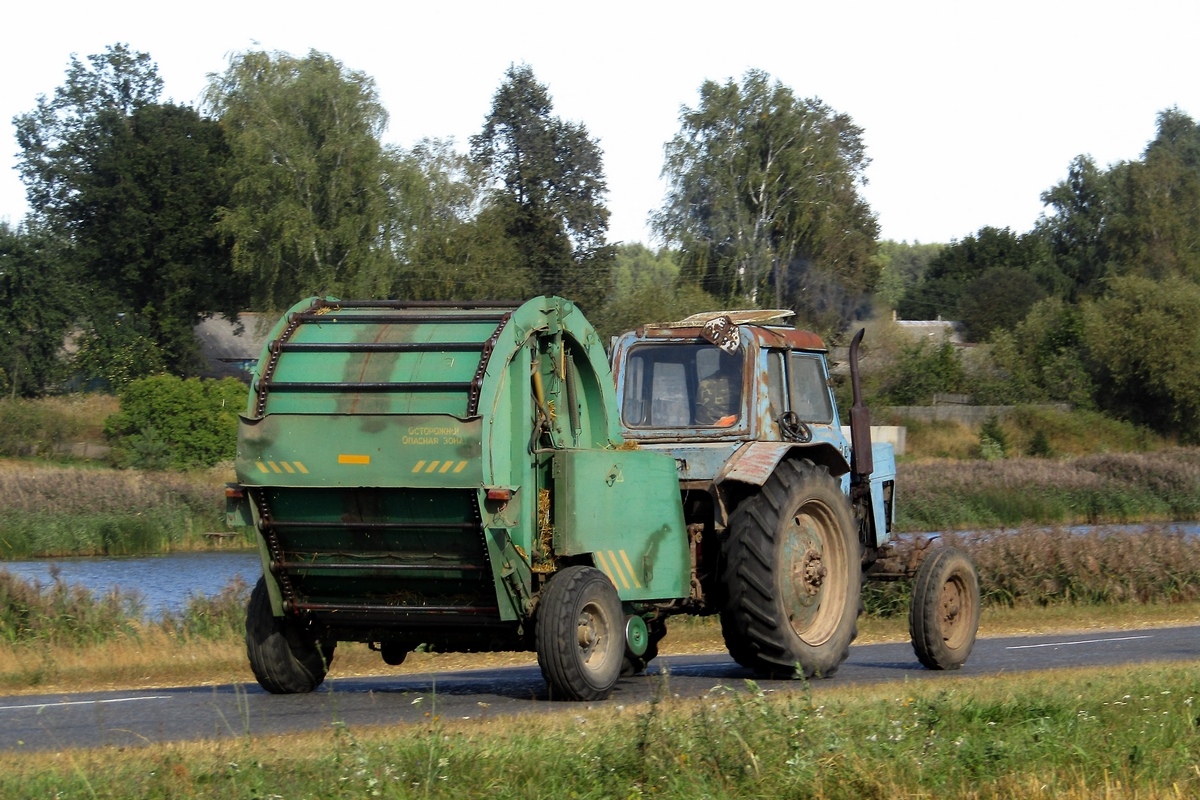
top-left (105, 376), bottom-right (247, 469)
top-left (0, 399), bottom-right (83, 458)
top-left (978, 416), bottom-right (1008, 460)
top-left (876, 338), bottom-right (966, 406)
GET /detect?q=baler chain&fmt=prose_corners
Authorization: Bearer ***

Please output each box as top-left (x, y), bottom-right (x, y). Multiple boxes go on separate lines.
top-left (253, 301), bottom-right (315, 418)
top-left (248, 488), bottom-right (300, 612)
top-left (467, 311), bottom-right (513, 416)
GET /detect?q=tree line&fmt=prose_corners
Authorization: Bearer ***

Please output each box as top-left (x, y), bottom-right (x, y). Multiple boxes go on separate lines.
top-left (874, 108), bottom-right (1200, 440)
top-left (0, 45), bottom-right (877, 396)
top-left (4, 43), bottom-right (1199, 443)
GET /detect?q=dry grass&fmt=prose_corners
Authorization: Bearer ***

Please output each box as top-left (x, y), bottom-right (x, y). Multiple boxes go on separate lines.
top-left (900, 418), bottom-right (980, 459)
top-left (35, 393), bottom-right (120, 442)
top-left (0, 459), bottom-right (230, 516)
top-left (3, 600), bottom-right (1198, 698)
top-left (893, 407), bottom-right (1165, 461)
top-left (0, 394), bottom-right (117, 459)
top-left (896, 449), bottom-right (1200, 530)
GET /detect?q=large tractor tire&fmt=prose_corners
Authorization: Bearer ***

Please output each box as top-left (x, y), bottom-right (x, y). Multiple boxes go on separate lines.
top-left (720, 459), bottom-right (860, 678)
top-left (245, 576), bottom-right (334, 694)
top-left (536, 565), bottom-right (625, 701)
top-left (909, 547), bottom-right (980, 670)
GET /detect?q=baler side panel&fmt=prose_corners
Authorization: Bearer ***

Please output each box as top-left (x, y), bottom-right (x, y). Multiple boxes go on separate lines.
top-left (551, 448), bottom-right (691, 602)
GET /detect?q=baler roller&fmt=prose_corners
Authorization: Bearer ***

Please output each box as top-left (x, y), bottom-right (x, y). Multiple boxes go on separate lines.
top-left (271, 562), bottom-right (489, 573)
top-left (277, 342), bottom-right (485, 353)
top-left (291, 602), bottom-right (501, 617)
top-left (261, 519), bottom-right (478, 531)
top-left (257, 381), bottom-right (473, 393)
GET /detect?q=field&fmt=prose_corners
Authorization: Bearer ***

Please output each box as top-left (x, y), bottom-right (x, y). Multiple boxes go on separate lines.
top-left (0, 460), bottom-right (242, 558)
top-left (1, 398), bottom-right (1197, 559)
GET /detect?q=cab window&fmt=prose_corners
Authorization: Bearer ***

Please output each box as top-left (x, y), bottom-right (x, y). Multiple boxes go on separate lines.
top-left (621, 343), bottom-right (744, 428)
top-left (789, 353), bottom-right (834, 423)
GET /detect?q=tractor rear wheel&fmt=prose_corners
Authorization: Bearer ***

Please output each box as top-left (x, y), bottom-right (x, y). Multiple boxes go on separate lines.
top-left (245, 576), bottom-right (334, 694)
top-left (720, 459), bottom-right (860, 678)
top-left (909, 547), bottom-right (980, 670)
top-left (536, 566), bottom-right (624, 701)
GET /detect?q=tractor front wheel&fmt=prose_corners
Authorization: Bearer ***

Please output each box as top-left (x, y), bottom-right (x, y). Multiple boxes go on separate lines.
top-left (536, 566), bottom-right (625, 701)
top-left (909, 547), bottom-right (980, 670)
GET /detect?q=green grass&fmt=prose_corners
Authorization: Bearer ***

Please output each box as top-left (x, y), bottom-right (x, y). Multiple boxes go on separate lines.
top-left (0, 662), bottom-right (1197, 798)
top-left (896, 448), bottom-right (1200, 531)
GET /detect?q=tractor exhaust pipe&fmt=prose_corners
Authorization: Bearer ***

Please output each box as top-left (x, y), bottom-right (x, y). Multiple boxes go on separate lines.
top-left (848, 328), bottom-right (873, 480)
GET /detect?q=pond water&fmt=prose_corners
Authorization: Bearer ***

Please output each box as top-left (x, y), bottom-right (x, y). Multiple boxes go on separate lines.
top-left (3, 521), bottom-right (1198, 620)
top-left (0, 551), bottom-right (262, 619)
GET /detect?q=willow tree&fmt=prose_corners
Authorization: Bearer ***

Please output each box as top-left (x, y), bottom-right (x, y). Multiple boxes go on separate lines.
top-left (204, 50), bottom-right (398, 309)
top-left (655, 70), bottom-right (878, 333)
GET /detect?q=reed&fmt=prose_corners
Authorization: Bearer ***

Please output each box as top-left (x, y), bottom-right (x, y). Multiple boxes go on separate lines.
top-left (0, 461), bottom-right (235, 557)
top-left (896, 448), bottom-right (1200, 530)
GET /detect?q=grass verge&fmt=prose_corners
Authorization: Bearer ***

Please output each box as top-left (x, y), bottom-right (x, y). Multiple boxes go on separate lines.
top-left (1, 660), bottom-right (1198, 798)
top-left (2, 592), bottom-right (1198, 698)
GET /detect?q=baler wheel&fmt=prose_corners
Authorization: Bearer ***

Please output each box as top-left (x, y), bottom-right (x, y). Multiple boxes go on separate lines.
top-left (245, 576), bottom-right (334, 694)
top-left (909, 547), bottom-right (980, 670)
top-left (720, 458), bottom-right (860, 678)
top-left (536, 566), bottom-right (624, 700)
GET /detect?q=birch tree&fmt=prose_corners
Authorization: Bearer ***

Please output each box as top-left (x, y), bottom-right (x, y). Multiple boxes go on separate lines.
top-left (655, 70), bottom-right (878, 333)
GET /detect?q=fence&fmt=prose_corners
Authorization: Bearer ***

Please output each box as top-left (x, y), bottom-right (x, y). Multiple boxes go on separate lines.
top-left (883, 403), bottom-right (1071, 426)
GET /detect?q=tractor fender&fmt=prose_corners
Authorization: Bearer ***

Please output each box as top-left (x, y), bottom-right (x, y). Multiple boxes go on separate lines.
top-left (713, 440), bottom-right (850, 522)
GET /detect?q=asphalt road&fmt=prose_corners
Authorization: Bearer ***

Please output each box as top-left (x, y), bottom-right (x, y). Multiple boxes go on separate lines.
top-left (2, 625), bottom-right (1197, 752)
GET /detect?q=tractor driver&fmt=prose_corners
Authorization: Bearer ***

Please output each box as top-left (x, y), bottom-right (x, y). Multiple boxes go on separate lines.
top-left (695, 350), bottom-right (742, 427)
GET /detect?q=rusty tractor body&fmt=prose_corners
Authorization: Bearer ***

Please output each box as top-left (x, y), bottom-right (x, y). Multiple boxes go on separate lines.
top-left (610, 310), bottom-right (979, 678)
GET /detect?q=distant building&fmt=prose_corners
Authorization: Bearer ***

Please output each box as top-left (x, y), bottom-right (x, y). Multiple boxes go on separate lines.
top-left (194, 313), bottom-right (274, 381)
top-left (891, 313), bottom-right (967, 345)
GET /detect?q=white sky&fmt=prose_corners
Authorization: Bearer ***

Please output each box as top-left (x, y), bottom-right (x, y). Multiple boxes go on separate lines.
top-left (1, 0), bottom-right (1196, 247)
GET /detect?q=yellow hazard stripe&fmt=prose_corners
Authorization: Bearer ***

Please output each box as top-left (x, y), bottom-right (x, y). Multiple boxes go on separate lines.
top-left (608, 551), bottom-right (632, 589)
top-left (594, 550), bottom-right (619, 588)
top-left (619, 550), bottom-right (642, 588)
top-left (256, 460), bottom-right (309, 474)
top-left (410, 459), bottom-right (470, 474)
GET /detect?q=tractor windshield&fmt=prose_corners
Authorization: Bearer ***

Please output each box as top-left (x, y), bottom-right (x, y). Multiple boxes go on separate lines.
top-left (620, 343), bottom-right (744, 429)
